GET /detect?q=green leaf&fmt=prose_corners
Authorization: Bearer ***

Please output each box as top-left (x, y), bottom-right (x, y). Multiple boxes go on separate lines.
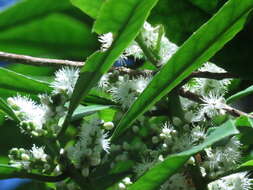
top-left (0, 0), bottom-right (71, 31)
top-left (0, 98), bottom-right (19, 121)
top-left (235, 116), bottom-right (253, 145)
top-left (71, 105), bottom-right (112, 121)
top-left (112, 0), bottom-right (253, 140)
top-left (129, 120), bottom-right (239, 190)
top-left (0, 68), bottom-right (51, 95)
top-left (187, 0), bottom-right (220, 13)
top-left (0, 13), bottom-right (97, 60)
top-left (70, 0), bottom-right (104, 19)
top-left (237, 160), bottom-right (253, 171)
top-left (93, 0), bottom-right (157, 34)
top-left (61, 0), bottom-right (159, 137)
top-left (0, 164), bottom-right (21, 179)
top-left (227, 85), bottom-right (253, 103)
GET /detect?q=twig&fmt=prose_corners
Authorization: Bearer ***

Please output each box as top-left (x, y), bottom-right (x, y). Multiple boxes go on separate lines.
top-left (0, 51), bottom-right (238, 82)
top-left (0, 51), bottom-right (84, 67)
top-left (178, 88), bottom-right (253, 118)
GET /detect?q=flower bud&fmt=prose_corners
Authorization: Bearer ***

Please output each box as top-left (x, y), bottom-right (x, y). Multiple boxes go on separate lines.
top-left (103, 121), bottom-right (114, 130)
top-left (81, 167), bottom-right (89, 177)
top-left (21, 153), bottom-right (30, 161)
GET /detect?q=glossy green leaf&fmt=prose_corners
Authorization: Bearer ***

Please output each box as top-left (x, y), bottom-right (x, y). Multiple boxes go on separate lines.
top-left (112, 0), bottom-right (253, 140)
top-left (61, 0), bottom-right (159, 136)
top-left (0, 0), bottom-right (71, 31)
top-left (227, 85), bottom-right (253, 104)
top-left (71, 105), bottom-right (112, 121)
top-left (0, 164), bottom-right (21, 179)
top-left (129, 120), bottom-right (239, 190)
top-left (0, 68), bottom-right (51, 94)
top-left (0, 98), bottom-right (18, 121)
top-left (71, 0), bottom-right (104, 19)
top-left (0, 13), bottom-right (97, 60)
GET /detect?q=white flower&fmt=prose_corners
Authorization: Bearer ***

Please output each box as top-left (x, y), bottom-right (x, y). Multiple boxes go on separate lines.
top-left (109, 75), bottom-right (151, 109)
top-left (134, 158), bottom-right (155, 177)
top-left (159, 36), bottom-right (178, 65)
top-left (191, 126), bottom-right (206, 143)
top-left (160, 123), bottom-right (177, 140)
top-left (171, 134), bottom-right (193, 153)
top-left (125, 42), bottom-right (144, 60)
top-left (100, 132), bottom-right (110, 153)
top-left (99, 32), bottom-right (113, 51)
top-left (30, 145), bottom-right (48, 162)
top-left (7, 95), bottom-right (47, 134)
top-left (208, 172), bottom-right (252, 190)
top-left (203, 137), bottom-right (241, 177)
top-left (51, 67), bottom-right (79, 97)
top-left (67, 117), bottom-right (110, 168)
top-left (98, 74), bottom-right (110, 89)
top-left (199, 62), bottom-right (227, 73)
top-left (198, 91), bottom-right (226, 120)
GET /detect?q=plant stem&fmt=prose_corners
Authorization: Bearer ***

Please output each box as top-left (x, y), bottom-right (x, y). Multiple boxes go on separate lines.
top-left (0, 51), bottom-right (84, 67)
top-left (136, 34), bottom-right (160, 67)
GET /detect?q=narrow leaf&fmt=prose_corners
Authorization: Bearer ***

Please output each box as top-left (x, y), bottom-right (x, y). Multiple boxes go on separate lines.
top-left (0, 164), bottom-right (21, 179)
top-left (71, 105), bottom-right (112, 121)
top-left (227, 85), bottom-right (253, 104)
top-left (129, 120), bottom-right (239, 190)
top-left (70, 0), bottom-right (103, 19)
top-left (0, 68), bottom-right (52, 94)
top-left (112, 0), bottom-right (253, 140)
top-left (0, 0), bottom-right (71, 31)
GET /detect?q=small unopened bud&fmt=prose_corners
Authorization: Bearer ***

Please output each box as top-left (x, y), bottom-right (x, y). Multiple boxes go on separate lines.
top-left (172, 117), bottom-right (182, 126)
top-left (132, 125), bottom-right (139, 133)
top-left (185, 112), bottom-right (193, 122)
top-left (187, 156), bottom-right (195, 165)
top-left (81, 167), bottom-right (89, 177)
top-left (152, 136), bottom-right (159, 144)
top-left (60, 148), bottom-right (65, 155)
top-left (103, 121), bottom-right (114, 130)
top-left (162, 143), bottom-right (167, 150)
top-left (158, 155), bottom-right (164, 162)
top-left (90, 157), bottom-right (101, 166)
top-left (122, 142), bottom-right (130, 150)
top-left (123, 177), bottom-right (132, 185)
top-left (21, 153), bottom-right (30, 161)
top-left (118, 182), bottom-right (126, 189)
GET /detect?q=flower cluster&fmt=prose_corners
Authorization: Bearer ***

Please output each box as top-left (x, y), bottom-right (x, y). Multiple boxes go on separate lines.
top-left (98, 22), bottom-right (178, 65)
top-left (109, 75), bottom-right (151, 109)
top-left (7, 67), bottom-right (80, 137)
top-left (67, 117), bottom-right (110, 177)
top-left (8, 145), bottom-right (51, 173)
top-left (208, 172), bottom-right (252, 190)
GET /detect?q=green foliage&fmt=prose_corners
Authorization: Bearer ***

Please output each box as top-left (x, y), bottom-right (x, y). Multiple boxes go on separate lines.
top-left (129, 120), bottom-right (239, 190)
top-left (0, 67), bottom-right (51, 94)
top-left (65, 0), bottom-right (159, 132)
top-left (112, 0), bottom-right (253, 140)
top-left (0, 0), bottom-right (253, 190)
top-left (0, 164), bottom-right (20, 179)
top-left (71, 0), bottom-right (103, 19)
top-left (227, 85), bottom-right (253, 103)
